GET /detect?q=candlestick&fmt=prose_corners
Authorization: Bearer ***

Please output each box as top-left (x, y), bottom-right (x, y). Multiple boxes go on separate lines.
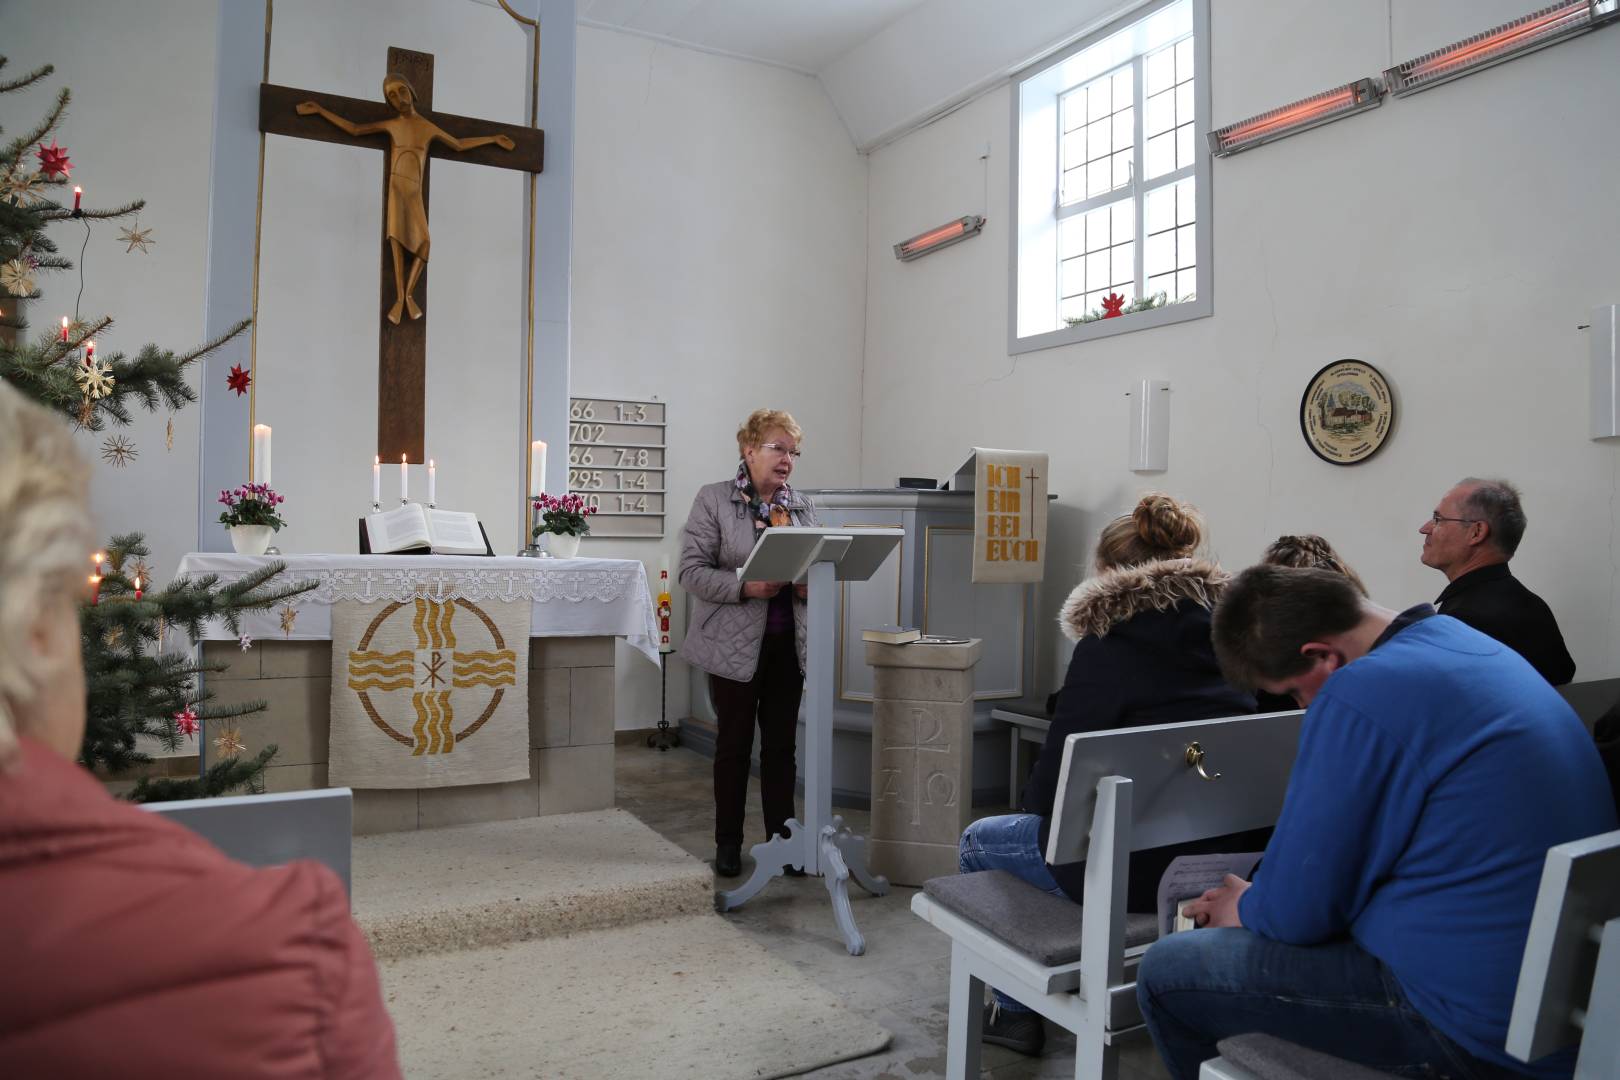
top-left (72, 186), bottom-right (82, 213)
top-left (60, 317), bottom-right (69, 343)
top-left (253, 424), bottom-right (272, 488)
top-left (400, 453), bottom-right (409, 505)
top-left (428, 459), bottom-right (436, 508)
top-left (530, 440), bottom-right (547, 497)
top-left (372, 455), bottom-right (381, 508)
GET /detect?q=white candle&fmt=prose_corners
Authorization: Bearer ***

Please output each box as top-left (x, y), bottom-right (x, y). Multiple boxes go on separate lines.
top-left (428, 459), bottom-right (436, 506)
top-left (372, 455), bottom-right (381, 506)
top-left (253, 424), bottom-right (272, 488)
top-left (530, 440), bottom-right (547, 497)
top-left (400, 454), bottom-right (409, 503)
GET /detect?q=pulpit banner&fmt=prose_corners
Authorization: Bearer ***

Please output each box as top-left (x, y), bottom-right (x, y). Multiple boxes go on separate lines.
top-left (329, 595), bottom-right (531, 789)
top-left (970, 448), bottom-right (1048, 584)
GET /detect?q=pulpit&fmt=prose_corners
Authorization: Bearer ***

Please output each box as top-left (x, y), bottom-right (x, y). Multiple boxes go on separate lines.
top-left (688, 488), bottom-right (1048, 810)
top-left (176, 553), bottom-right (657, 833)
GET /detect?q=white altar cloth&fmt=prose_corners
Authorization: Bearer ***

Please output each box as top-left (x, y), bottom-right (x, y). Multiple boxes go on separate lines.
top-left (173, 554), bottom-right (660, 663)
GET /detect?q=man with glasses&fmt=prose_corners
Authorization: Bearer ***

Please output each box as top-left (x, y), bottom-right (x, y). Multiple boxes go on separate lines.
top-left (1419, 477), bottom-right (1575, 685)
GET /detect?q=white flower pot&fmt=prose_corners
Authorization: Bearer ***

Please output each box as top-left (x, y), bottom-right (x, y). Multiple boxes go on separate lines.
top-left (228, 524), bottom-right (274, 556)
top-left (545, 532), bottom-right (581, 559)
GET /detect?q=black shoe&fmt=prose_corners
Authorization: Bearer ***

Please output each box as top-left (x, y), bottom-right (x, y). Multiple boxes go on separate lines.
top-left (783, 864), bottom-right (807, 878)
top-left (981, 1000), bottom-right (1044, 1055)
top-left (715, 843), bottom-right (742, 877)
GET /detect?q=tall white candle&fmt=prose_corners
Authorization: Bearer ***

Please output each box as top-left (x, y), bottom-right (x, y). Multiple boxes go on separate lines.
top-left (428, 459), bottom-right (436, 506)
top-left (372, 455), bottom-right (381, 506)
top-left (400, 453), bottom-right (409, 504)
top-left (253, 424), bottom-right (272, 488)
top-left (530, 440), bottom-right (547, 497)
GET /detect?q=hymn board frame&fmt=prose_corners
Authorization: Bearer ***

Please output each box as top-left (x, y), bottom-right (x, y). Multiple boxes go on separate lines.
top-left (197, 0), bottom-right (577, 553)
top-left (568, 397), bottom-right (667, 538)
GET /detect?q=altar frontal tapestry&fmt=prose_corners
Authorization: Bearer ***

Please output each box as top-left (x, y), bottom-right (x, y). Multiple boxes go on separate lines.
top-left (330, 596), bottom-right (531, 788)
top-left (971, 447), bottom-right (1048, 585)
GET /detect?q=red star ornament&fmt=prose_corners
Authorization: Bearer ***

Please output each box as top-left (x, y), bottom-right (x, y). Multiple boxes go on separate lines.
top-left (226, 363), bottom-right (252, 396)
top-left (1101, 293), bottom-right (1126, 318)
top-left (173, 707), bottom-right (200, 738)
top-left (35, 139), bottom-right (72, 180)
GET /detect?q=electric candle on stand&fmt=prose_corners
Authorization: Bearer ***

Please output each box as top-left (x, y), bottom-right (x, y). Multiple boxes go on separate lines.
top-left (530, 440), bottom-right (547, 496)
top-left (428, 459), bottom-right (436, 507)
top-left (253, 424), bottom-right (272, 488)
top-left (72, 186), bottom-right (82, 212)
top-left (400, 454), bottom-right (409, 504)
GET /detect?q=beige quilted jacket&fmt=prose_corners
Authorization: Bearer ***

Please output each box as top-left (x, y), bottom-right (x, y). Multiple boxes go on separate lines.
top-left (678, 480), bottom-right (817, 682)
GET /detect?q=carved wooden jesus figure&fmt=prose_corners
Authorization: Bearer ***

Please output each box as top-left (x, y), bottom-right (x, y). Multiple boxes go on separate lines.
top-left (297, 74), bottom-right (515, 324)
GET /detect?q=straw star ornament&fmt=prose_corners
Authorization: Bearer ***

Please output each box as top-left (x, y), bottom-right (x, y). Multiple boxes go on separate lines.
top-left (118, 222), bottom-right (156, 254)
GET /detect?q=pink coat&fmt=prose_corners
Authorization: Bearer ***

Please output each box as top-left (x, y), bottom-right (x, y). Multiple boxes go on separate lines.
top-left (0, 737), bottom-right (400, 1078)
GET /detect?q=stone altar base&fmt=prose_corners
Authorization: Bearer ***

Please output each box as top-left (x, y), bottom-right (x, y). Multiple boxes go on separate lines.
top-left (865, 639), bottom-right (981, 886)
top-left (202, 636), bottom-right (616, 833)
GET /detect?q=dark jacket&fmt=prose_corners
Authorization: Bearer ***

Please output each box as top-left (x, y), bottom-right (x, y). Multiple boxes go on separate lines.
top-left (1022, 558), bottom-right (1259, 907)
top-left (1435, 562), bottom-right (1575, 685)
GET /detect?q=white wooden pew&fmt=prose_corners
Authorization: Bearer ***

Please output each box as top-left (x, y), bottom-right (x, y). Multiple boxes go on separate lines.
top-left (911, 709), bottom-right (1304, 1080)
top-left (1201, 827), bottom-right (1620, 1080)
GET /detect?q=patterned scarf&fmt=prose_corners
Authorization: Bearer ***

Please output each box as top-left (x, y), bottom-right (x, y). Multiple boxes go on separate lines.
top-left (735, 460), bottom-right (797, 531)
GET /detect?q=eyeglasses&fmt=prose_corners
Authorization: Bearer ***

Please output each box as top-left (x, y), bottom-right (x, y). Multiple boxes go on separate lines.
top-left (1428, 512), bottom-right (1481, 527)
top-left (760, 442), bottom-right (802, 460)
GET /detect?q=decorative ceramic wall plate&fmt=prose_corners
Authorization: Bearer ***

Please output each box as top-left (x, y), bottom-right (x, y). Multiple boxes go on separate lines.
top-left (1299, 360), bottom-right (1395, 465)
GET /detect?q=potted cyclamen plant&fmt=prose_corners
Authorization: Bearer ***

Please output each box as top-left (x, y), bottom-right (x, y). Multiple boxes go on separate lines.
top-left (218, 483), bottom-right (287, 555)
top-left (531, 492), bottom-right (597, 559)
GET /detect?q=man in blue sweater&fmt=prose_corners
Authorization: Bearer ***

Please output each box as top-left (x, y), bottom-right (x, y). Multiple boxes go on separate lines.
top-left (1136, 565), bottom-right (1615, 1080)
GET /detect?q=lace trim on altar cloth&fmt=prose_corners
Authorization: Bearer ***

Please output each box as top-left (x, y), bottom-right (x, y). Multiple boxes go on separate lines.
top-left (194, 564), bottom-right (645, 606)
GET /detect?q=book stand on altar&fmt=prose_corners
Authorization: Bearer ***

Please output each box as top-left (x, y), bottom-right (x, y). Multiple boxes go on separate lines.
top-left (717, 526), bottom-right (903, 956)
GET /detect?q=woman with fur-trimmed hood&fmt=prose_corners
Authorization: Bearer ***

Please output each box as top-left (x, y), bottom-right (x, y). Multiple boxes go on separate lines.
top-left (963, 493), bottom-right (1258, 1057)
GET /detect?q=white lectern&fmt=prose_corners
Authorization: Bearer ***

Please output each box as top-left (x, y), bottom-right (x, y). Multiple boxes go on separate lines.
top-left (717, 526), bottom-right (903, 955)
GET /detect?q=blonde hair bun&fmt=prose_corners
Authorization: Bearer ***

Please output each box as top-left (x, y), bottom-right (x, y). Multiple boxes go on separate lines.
top-left (1132, 492), bottom-right (1202, 554)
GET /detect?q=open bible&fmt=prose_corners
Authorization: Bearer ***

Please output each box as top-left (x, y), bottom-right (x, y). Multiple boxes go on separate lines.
top-left (360, 504), bottom-right (494, 556)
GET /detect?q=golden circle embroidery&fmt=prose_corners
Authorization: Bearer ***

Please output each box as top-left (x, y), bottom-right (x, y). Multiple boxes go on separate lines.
top-left (346, 597), bottom-right (517, 755)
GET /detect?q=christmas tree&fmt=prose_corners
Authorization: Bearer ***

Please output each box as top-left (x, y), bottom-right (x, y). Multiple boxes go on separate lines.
top-left (2, 57), bottom-right (311, 799)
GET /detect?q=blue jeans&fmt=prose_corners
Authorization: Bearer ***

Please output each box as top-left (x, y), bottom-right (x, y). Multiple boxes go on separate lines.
top-left (1136, 929), bottom-right (1535, 1080)
top-left (958, 813), bottom-right (1067, 1013)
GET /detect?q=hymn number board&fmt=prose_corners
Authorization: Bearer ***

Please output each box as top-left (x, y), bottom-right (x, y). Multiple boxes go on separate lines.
top-left (568, 398), bottom-right (667, 538)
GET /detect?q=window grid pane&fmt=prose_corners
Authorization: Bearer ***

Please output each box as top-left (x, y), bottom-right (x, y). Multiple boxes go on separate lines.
top-left (1060, 64), bottom-right (1135, 207)
top-left (1042, 21), bottom-right (1203, 333)
top-left (1058, 197), bottom-right (1136, 316)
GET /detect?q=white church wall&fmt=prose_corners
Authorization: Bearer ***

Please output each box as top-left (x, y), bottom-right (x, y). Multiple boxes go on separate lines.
top-left (5, 0), bottom-right (220, 582)
top-left (571, 26), bottom-right (869, 730)
top-left (861, 0), bottom-right (1620, 694)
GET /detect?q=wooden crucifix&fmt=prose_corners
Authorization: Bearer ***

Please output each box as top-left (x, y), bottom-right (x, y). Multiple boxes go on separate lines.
top-left (260, 47), bottom-right (543, 462)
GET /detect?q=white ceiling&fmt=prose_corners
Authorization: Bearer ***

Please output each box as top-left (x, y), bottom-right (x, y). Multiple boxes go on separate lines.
top-left (577, 0), bottom-right (932, 75)
top-left (572, 0), bottom-right (1136, 152)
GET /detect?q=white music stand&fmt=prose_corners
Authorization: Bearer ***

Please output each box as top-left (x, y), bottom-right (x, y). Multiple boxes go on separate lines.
top-left (717, 525), bottom-right (903, 955)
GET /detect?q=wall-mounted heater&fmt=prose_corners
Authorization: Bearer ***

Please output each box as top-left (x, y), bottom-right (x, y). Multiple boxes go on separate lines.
top-left (1384, 0), bottom-right (1620, 97)
top-left (894, 215), bottom-right (986, 261)
top-left (1208, 79), bottom-right (1383, 157)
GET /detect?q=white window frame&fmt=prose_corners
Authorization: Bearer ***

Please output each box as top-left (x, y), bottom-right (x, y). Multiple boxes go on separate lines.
top-left (1009, 0), bottom-right (1212, 355)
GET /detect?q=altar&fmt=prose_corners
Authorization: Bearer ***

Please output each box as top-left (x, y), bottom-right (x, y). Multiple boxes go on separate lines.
top-left (176, 553), bottom-right (658, 834)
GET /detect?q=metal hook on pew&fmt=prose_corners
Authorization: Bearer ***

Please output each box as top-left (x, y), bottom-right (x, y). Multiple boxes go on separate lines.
top-left (1184, 741), bottom-right (1221, 781)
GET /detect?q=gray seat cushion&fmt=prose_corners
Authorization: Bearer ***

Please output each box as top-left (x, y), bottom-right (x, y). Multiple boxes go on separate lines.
top-left (921, 870), bottom-right (1158, 966)
top-left (1215, 1033), bottom-right (1395, 1080)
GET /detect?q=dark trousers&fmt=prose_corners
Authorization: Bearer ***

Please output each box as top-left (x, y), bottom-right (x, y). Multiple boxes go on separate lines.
top-left (709, 632), bottom-right (802, 846)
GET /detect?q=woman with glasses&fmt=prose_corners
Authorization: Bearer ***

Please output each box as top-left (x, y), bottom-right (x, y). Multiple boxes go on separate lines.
top-left (678, 408), bottom-right (818, 878)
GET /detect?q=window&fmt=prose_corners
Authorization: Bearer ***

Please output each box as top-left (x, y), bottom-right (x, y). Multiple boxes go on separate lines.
top-left (1011, 0), bottom-right (1211, 353)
